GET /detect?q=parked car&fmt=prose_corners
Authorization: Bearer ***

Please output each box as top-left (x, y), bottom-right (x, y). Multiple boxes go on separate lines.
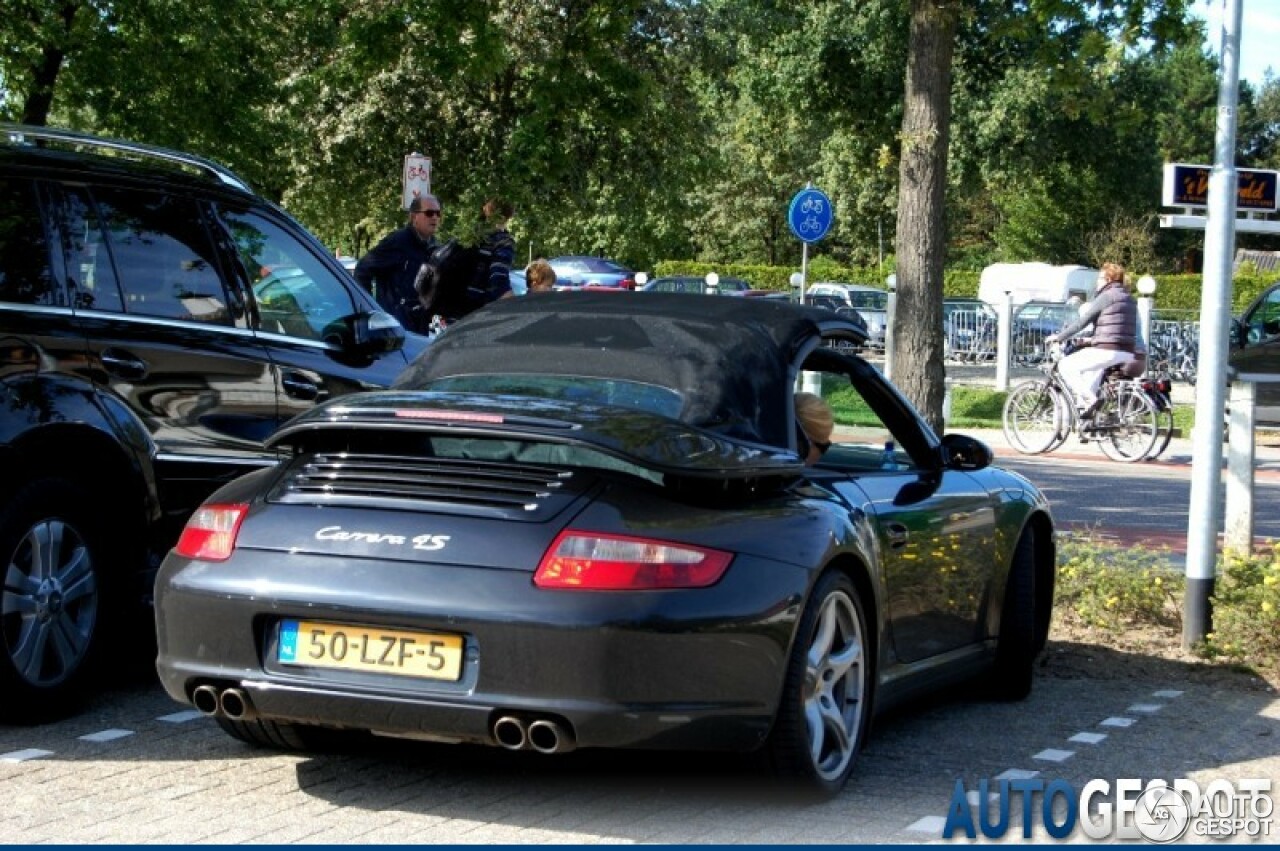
top-left (548, 255), bottom-right (636, 290)
top-left (806, 282), bottom-right (888, 349)
top-left (1231, 279), bottom-right (1280, 426)
top-left (0, 124), bottom-right (427, 720)
top-left (639, 274), bottom-right (751, 295)
top-left (155, 292), bottom-right (1055, 797)
top-left (508, 266), bottom-right (527, 296)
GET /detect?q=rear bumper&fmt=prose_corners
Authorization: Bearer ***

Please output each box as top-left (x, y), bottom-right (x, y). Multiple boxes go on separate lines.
top-left (155, 549), bottom-right (809, 751)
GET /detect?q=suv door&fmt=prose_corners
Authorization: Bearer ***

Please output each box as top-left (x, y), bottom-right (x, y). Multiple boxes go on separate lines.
top-left (211, 202), bottom-right (415, 426)
top-left (1232, 283), bottom-right (1280, 425)
top-left (45, 182), bottom-right (280, 538)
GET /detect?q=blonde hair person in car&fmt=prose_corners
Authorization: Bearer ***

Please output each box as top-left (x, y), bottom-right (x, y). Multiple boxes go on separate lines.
top-left (795, 392), bottom-right (834, 465)
top-left (525, 259), bottom-right (556, 293)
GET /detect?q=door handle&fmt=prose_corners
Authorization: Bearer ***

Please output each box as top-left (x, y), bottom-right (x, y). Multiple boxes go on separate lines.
top-left (281, 370), bottom-right (320, 401)
top-left (886, 522), bottom-right (909, 549)
top-left (99, 348), bottom-right (148, 380)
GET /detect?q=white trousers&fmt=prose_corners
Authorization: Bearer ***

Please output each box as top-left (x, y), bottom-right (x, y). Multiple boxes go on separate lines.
top-left (1058, 347), bottom-right (1134, 408)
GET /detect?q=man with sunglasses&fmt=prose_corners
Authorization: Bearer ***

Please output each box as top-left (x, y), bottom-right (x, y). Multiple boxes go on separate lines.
top-left (354, 195), bottom-right (442, 333)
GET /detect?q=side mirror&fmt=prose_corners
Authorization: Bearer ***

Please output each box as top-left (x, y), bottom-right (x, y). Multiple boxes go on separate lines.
top-left (1230, 317), bottom-right (1245, 350)
top-left (939, 433), bottom-right (993, 471)
top-left (324, 311), bottom-right (406, 355)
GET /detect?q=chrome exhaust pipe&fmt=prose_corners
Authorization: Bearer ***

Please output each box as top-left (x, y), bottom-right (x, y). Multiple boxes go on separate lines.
top-left (492, 715), bottom-right (528, 750)
top-left (527, 718), bottom-right (575, 754)
top-left (218, 687), bottom-right (255, 721)
top-left (191, 684), bottom-right (220, 716)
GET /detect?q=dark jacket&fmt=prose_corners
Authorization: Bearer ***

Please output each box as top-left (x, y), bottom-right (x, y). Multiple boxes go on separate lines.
top-left (433, 226), bottom-right (515, 321)
top-left (353, 225), bottom-right (436, 333)
top-left (1057, 281), bottom-right (1137, 352)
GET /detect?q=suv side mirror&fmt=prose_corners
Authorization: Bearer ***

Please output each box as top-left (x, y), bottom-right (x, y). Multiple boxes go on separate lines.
top-left (323, 311), bottom-right (405, 355)
top-left (353, 310), bottom-right (406, 354)
top-left (1230, 317), bottom-right (1245, 350)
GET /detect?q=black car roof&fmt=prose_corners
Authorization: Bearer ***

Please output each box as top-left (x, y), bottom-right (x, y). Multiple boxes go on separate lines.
top-left (395, 292), bottom-right (866, 445)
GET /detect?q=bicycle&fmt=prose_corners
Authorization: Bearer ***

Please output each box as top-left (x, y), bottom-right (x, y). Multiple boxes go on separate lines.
top-left (1002, 342), bottom-right (1162, 462)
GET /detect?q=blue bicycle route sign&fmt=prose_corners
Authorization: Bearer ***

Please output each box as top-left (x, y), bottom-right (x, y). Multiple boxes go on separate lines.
top-left (787, 187), bottom-right (833, 243)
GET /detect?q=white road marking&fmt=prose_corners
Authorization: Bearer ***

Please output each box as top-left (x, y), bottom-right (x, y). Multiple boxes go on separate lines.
top-left (1033, 748), bottom-right (1074, 762)
top-left (79, 729), bottom-right (135, 743)
top-left (1153, 690), bottom-right (1183, 698)
top-left (906, 816), bottom-right (948, 834)
top-left (1100, 717), bottom-right (1136, 728)
top-left (156, 710), bottom-right (205, 724)
top-left (995, 768), bottom-right (1040, 780)
top-left (1127, 703), bottom-right (1163, 713)
top-left (1069, 732), bottom-right (1107, 744)
top-left (1, 749), bottom-right (53, 763)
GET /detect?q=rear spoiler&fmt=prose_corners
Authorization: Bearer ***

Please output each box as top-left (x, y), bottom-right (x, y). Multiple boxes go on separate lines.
top-left (267, 391), bottom-right (806, 481)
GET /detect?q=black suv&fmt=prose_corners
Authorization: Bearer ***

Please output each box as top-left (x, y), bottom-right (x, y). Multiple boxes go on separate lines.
top-left (1231, 280), bottom-right (1280, 427)
top-left (0, 125), bottom-right (426, 719)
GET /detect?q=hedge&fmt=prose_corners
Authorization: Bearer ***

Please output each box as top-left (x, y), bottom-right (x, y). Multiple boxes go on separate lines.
top-left (651, 261), bottom-right (1275, 312)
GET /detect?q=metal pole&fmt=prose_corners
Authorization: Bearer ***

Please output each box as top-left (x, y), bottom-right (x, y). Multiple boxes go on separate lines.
top-left (1183, 0), bottom-right (1241, 651)
top-left (884, 283), bottom-right (896, 381)
top-left (995, 291), bottom-right (1013, 392)
top-left (1136, 296), bottom-right (1154, 376)
top-left (800, 242), bottom-right (809, 305)
top-left (1224, 380), bottom-right (1256, 553)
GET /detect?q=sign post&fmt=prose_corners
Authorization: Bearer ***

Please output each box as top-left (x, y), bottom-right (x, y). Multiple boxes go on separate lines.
top-left (787, 185), bottom-right (834, 305)
top-left (1181, 0), bottom-right (1241, 651)
top-left (788, 185), bottom-right (834, 397)
top-left (402, 153), bottom-right (432, 210)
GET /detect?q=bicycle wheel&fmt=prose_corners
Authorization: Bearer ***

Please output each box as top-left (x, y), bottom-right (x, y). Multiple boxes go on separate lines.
top-left (1002, 380), bottom-right (1067, 454)
top-left (1145, 407), bottom-right (1175, 460)
top-left (1098, 385), bottom-right (1159, 462)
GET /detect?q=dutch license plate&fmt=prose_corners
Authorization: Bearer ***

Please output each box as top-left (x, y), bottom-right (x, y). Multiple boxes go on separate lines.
top-left (278, 619), bottom-right (463, 681)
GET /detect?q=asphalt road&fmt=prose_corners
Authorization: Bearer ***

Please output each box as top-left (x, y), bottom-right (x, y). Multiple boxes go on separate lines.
top-left (994, 452), bottom-right (1280, 548)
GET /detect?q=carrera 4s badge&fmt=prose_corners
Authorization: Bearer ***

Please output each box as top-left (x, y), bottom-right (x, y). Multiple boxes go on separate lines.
top-left (315, 526), bottom-right (451, 551)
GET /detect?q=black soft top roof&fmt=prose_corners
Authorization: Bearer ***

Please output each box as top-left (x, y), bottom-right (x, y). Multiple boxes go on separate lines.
top-left (394, 292), bottom-right (865, 446)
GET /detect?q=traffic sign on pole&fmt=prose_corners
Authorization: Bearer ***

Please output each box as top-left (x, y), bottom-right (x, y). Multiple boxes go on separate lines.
top-left (787, 187), bottom-right (833, 244)
top-left (402, 153), bottom-right (432, 210)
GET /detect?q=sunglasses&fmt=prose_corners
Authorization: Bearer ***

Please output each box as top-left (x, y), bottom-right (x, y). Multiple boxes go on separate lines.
top-left (418, 209), bottom-right (442, 218)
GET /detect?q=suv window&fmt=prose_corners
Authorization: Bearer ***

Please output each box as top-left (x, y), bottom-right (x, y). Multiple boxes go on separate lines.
top-left (219, 206), bottom-right (356, 342)
top-left (49, 185), bottom-right (124, 312)
top-left (1246, 286), bottom-right (1280, 344)
top-left (93, 187), bottom-right (235, 326)
top-left (0, 178), bottom-right (60, 306)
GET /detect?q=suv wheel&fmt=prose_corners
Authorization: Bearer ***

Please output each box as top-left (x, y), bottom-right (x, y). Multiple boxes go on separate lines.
top-left (0, 479), bottom-right (112, 721)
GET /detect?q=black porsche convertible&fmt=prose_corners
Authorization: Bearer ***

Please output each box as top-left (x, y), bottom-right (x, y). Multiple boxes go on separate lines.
top-left (154, 292), bottom-right (1055, 796)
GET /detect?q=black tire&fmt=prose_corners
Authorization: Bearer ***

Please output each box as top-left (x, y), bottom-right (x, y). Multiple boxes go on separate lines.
top-left (1002, 381), bottom-right (1067, 455)
top-left (990, 528), bottom-right (1038, 701)
top-left (767, 572), bottom-right (872, 797)
top-left (215, 717), bottom-right (346, 751)
top-left (0, 479), bottom-right (115, 722)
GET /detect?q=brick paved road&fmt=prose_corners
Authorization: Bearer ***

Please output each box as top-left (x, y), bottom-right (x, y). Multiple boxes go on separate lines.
top-left (2, 662), bottom-right (1276, 844)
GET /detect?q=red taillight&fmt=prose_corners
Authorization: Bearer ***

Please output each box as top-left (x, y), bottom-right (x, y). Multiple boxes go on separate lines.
top-left (534, 531), bottom-right (732, 590)
top-left (620, 277), bottom-right (635, 290)
top-left (174, 503), bottom-right (249, 561)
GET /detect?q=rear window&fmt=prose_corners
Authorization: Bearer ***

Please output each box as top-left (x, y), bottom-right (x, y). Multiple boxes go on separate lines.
top-left (424, 374), bottom-right (683, 419)
top-left (848, 292), bottom-right (886, 309)
top-left (0, 178), bottom-right (59, 306)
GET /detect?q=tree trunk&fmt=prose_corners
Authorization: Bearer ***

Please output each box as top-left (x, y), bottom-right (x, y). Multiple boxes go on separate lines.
top-left (18, 2), bottom-right (81, 127)
top-left (892, 0), bottom-right (958, 435)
